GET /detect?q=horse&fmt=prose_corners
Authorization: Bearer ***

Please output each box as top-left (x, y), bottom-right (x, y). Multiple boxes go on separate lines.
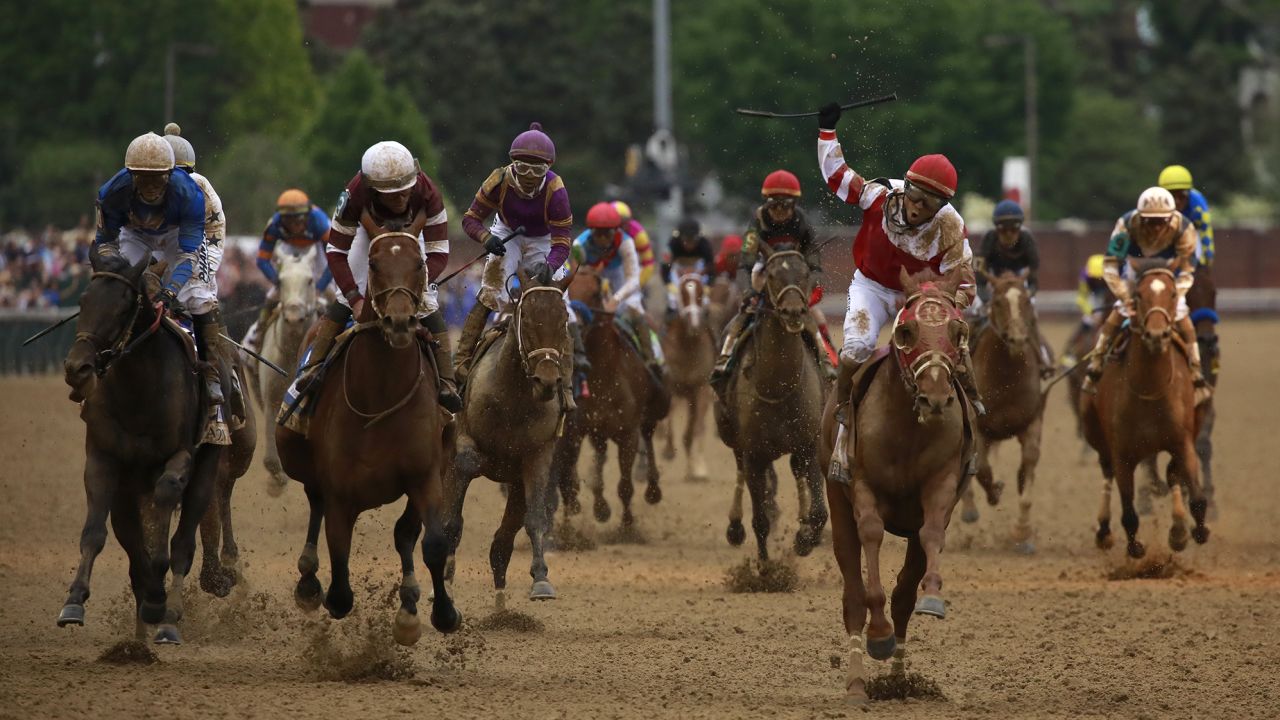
top-left (660, 262), bottom-right (717, 483)
top-left (446, 271), bottom-right (574, 602)
top-left (254, 244), bottom-right (321, 496)
top-left (819, 268), bottom-right (975, 703)
top-left (713, 244), bottom-right (827, 561)
top-left (1080, 259), bottom-right (1209, 558)
top-left (58, 252), bottom-right (224, 644)
top-left (961, 270), bottom-right (1046, 553)
top-left (275, 230), bottom-right (461, 646)
top-left (553, 265), bottom-right (670, 528)
top-left (195, 357), bottom-right (257, 598)
top-left (707, 274), bottom-right (740, 338)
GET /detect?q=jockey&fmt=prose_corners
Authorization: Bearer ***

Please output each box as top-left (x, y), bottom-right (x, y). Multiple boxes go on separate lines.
top-left (661, 218), bottom-right (715, 318)
top-left (613, 201), bottom-right (657, 286)
top-left (814, 102), bottom-right (980, 425)
top-left (710, 169), bottom-right (832, 384)
top-left (1159, 164), bottom-right (1218, 386)
top-left (455, 122), bottom-right (584, 409)
top-left (1082, 186), bottom-right (1210, 404)
top-left (305, 140), bottom-right (461, 413)
top-left (972, 199), bottom-right (1054, 377)
top-left (1059, 254), bottom-right (1110, 368)
top-left (93, 131), bottom-right (227, 407)
top-left (572, 202), bottom-right (664, 375)
top-left (243, 188), bottom-right (333, 352)
top-left (714, 235), bottom-right (743, 280)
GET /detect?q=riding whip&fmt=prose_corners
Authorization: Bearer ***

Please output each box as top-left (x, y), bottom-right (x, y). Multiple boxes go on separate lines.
top-left (220, 333), bottom-right (288, 377)
top-left (1040, 348), bottom-right (1098, 398)
top-left (734, 93), bottom-right (898, 119)
top-left (21, 311), bottom-right (79, 346)
top-left (434, 226), bottom-right (526, 288)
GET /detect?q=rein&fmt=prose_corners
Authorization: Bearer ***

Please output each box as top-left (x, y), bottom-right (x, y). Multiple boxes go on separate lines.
top-left (515, 285), bottom-right (564, 374)
top-left (74, 271), bottom-right (166, 377)
top-left (341, 324), bottom-right (426, 429)
top-left (762, 250), bottom-right (808, 311)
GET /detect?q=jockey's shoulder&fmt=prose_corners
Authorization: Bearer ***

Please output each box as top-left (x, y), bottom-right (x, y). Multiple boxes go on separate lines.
top-left (478, 167), bottom-right (506, 194)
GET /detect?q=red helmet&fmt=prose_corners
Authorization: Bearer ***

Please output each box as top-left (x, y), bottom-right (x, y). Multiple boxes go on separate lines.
top-left (719, 234), bottom-right (743, 253)
top-left (905, 154), bottom-right (957, 199)
top-left (762, 169), bottom-right (801, 198)
top-left (586, 201), bottom-right (622, 229)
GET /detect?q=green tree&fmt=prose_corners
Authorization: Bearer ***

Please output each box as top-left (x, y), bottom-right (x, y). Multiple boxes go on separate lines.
top-left (11, 141), bottom-right (120, 227)
top-left (208, 135), bottom-right (315, 235)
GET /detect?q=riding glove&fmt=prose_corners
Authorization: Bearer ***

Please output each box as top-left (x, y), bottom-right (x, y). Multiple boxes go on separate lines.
top-left (818, 101), bottom-right (843, 131)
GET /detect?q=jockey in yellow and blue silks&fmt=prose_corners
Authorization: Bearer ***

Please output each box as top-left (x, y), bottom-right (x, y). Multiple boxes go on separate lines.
top-left (1158, 165), bottom-right (1213, 266)
top-left (1158, 164), bottom-right (1219, 386)
top-left (244, 189), bottom-right (333, 352)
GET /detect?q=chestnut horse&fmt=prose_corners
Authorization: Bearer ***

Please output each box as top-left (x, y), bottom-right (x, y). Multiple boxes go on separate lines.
top-left (819, 268), bottom-right (974, 703)
top-left (557, 266), bottom-right (670, 527)
top-left (1081, 259), bottom-right (1209, 558)
top-left (661, 262), bottom-right (716, 482)
top-left (446, 274), bottom-right (573, 601)
top-left (714, 245), bottom-right (827, 561)
top-left (962, 270), bottom-right (1045, 553)
top-left (59, 253), bottom-right (224, 644)
top-left (276, 230), bottom-right (461, 646)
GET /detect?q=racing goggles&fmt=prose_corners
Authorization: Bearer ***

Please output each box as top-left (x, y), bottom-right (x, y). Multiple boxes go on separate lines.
top-left (995, 219), bottom-right (1022, 232)
top-left (511, 160), bottom-right (550, 178)
top-left (765, 197), bottom-right (796, 210)
top-left (903, 180), bottom-right (948, 213)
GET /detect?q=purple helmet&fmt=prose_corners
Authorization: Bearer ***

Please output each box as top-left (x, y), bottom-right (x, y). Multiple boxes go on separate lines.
top-left (509, 122), bottom-right (555, 164)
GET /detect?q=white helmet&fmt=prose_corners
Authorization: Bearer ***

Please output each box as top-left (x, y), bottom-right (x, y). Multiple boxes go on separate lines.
top-left (124, 132), bottom-right (175, 172)
top-left (1137, 186), bottom-right (1176, 219)
top-left (162, 122), bottom-right (195, 169)
top-left (361, 141), bottom-right (418, 192)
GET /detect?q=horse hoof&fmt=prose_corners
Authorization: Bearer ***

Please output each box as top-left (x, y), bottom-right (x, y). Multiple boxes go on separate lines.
top-left (1013, 540), bottom-right (1036, 555)
top-left (960, 507), bottom-right (979, 524)
top-left (57, 604), bottom-right (85, 627)
top-left (324, 591), bottom-right (353, 620)
top-left (986, 481), bottom-right (1004, 506)
top-left (1169, 525), bottom-right (1189, 552)
top-left (529, 580), bottom-right (558, 601)
top-left (592, 498), bottom-right (611, 523)
top-left (687, 473), bottom-right (709, 484)
top-left (914, 595), bottom-right (946, 619)
top-left (431, 604), bottom-right (463, 634)
top-left (392, 608), bottom-right (422, 646)
top-left (1127, 540), bottom-right (1146, 559)
top-left (200, 568), bottom-right (234, 598)
top-left (294, 577), bottom-right (324, 611)
top-left (793, 527), bottom-right (821, 557)
top-left (153, 625), bottom-right (182, 645)
top-left (140, 600), bottom-right (166, 625)
top-left (266, 474), bottom-right (288, 498)
top-left (644, 484), bottom-right (662, 505)
top-left (1095, 527), bottom-right (1113, 550)
top-left (1192, 525), bottom-right (1210, 545)
top-left (866, 634), bottom-right (897, 661)
top-left (726, 520), bottom-right (746, 547)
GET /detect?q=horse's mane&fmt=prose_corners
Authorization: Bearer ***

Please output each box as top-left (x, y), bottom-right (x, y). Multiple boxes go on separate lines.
top-left (1130, 257), bottom-right (1172, 276)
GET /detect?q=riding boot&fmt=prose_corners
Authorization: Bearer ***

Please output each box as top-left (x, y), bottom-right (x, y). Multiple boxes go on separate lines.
top-left (422, 311), bottom-right (463, 413)
top-left (453, 300), bottom-right (491, 385)
top-left (559, 331), bottom-right (578, 413)
top-left (213, 312), bottom-right (247, 428)
top-left (1082, 310), bottom-right (1124, 395)
top-left (833, 355), bottom-right (863, 427)
top-left (295, 314), bottom-right (344, 394)
top-left (955, 343), bottom-right (986, 416)
top-left (709, 311), bottom-right (748, 386)
top-left (1176, 316), bottom-right (1212, 405)
top-left (245, 299), bottom-right (276, 353)
top-left (191, 311), bottom-right (225, 407)
top-left (829, 355), bottom-right (864, 484)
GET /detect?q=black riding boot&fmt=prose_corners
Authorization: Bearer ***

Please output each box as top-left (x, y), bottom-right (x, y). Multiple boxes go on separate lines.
top-left (422, 311), bottom-right (462, 413)
top-left (296, 303), bottom-right (350, 393)
top-left (191, 311), bottom-right (225, 407)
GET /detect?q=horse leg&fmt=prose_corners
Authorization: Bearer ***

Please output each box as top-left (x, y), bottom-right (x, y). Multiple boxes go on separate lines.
top-left (418, 465), bottom-right (462, 633)
top-left (553, 427), bottom-right (583, 517)
top-left (295, 481), bottom-right (325, 611)
top-left (726, 450), bottom-right (747, 546)
top-left (688, 386), bottom-right (710, 482)
top-left (198, 476), bottom-right (234, 598)
top-left (524, 456), bottom-right (558, 600)
top-left (663, 402), bottom-right (678, 462)
top-left (1166, 457), bottom-right (1191, 553)
top-left (391, 501), bottom-right (424, 646)
top-left (108, 493), bottom-right (151, 641)
top-left (1114, 458), bottom-right (1145, 559)
top-left (589, 434), bottom-right (611, 523)
top-left (914, 467), bottom-right (961, 622)
top-left (744, 454), bottom-right (772, 562)
top-left (322, 505), bottom-right (357, 619)
top-left (1095, 454), bottom-right (1115, 549)
top-left (442, 458), bottom-right (478, 590)
top-left (1195, 402), bottom-right (1216, 519)
top-left (890, 535), bottom-right (928, 676)
top-left (490, 482), bottom-right (527, 604)
top-left (790, 448), bottom-right (828, 557)
top-left (975, 437), bottom-right (1002, 508)
top-left (851, 479), bottom-right (893, 660)
top-left (156, 447), bottom-right (219, 644)
top-left (764, 463), bottom-right (782, 525)
top-left (617, 433), bottom-right (639, 525)
top-left (57, 448), bottom-right (119, 628)
top-left (1178, 436), bottom-right (1210, 546)
top-left (828, 480), bottom-right (869, 704)
top-left (262, 375), bottom-right (288, 497)
top-left (1011, 412), bottom-right (1044, 554)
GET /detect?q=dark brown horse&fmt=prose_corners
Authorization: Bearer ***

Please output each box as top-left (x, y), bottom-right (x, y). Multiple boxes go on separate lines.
top-left (962, 270), bottom-right (1045, 552)
top-left (714, 245), bottom-right (827, 561)
top-left (197, 359), bottom-right (256, 598)
top-left (557, 266), bottom-right (670, 527)
top-left (276, 230), bottom-right (460, 645)
top-left (59, 253), bottom-right (224, 644)
top-left (1081, 259), bottom-right (1209, 558)
top-left (661, 262), bottom-right (717, 482)
top-left (446, 274), bottom-right (573, 602)
top-left (819, 268), bottom-right (974, 702)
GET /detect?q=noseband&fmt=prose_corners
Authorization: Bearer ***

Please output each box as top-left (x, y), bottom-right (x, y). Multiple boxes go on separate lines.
top-left (893, 291), bottom-right (960, 400)
top-left (515, 285), bottom-right (564, 374)
top-left (762, 250), bottom-right (808, 309)
top-left (1136, 267), bottom-right (1177, 338)
top-left (367, 232), bottom-right (424, 320)
top-left (73, 270), bottom-right (163, 377)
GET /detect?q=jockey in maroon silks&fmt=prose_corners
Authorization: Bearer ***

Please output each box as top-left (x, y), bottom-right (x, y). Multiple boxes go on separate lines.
top-left (454, 122), bottom-right (586, 409)
top-left (300, 140), bottom-right (461, 413)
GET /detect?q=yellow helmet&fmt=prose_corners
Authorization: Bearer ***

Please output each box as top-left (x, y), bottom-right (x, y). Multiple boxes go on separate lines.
top-left (276, 189), bottom-right (310, 215)
top-left (612, 200), bottom-right (633, 221)
top-left (1085, 254), bottom-right (1106, 279)
top-left (1158, 165), bottom-right (1193, 191)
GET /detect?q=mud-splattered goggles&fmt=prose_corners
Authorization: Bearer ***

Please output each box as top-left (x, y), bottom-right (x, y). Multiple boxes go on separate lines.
top-left (903, 180), bottom-right (948, 212)
top-left (511, 160), bottom-right (550, 178)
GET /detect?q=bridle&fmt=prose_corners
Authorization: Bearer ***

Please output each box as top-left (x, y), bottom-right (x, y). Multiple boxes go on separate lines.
top-left (73, 270), bottom-right (164, 377)
top-left (893, 290), bottom-right (961, 399)
top-left (367, 232), bottom-right (424, 319)
top-left (761, 250), bottom-right (809, 333)
top-left (987, 278), bottom-right (1033, 349)
top-left (1135, 266), bottom-right (1177, 339)
top-left (514, 285), bottom-right (564, 375)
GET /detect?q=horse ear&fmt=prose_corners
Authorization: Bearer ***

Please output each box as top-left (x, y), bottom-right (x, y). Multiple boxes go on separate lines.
top-left (128, 252), bottom-right (150, 284)
top-left (899, 266), bottom-right (916, 294)
top-left (555, 263), bottom-right (577, 292)
top-left (757, 241), bottom-right (774, 259)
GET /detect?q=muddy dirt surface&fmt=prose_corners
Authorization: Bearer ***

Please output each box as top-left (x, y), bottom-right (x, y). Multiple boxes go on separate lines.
top-left (2, 320), bottom-right (1278, 719)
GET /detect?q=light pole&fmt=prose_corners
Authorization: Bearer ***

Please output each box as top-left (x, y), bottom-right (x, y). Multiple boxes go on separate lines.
top-left (985, 34), bottom-right (1037, 219)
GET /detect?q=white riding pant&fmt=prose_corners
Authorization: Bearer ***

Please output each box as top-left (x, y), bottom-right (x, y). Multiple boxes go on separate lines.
top-left (480, 217), bottom-right (574, 321)
top-left (841, 270), bottom-right (902, 362)
top-left (335, 226), bottom-right (439, 316)
top-left (118, 227), bottom-right (220, 315)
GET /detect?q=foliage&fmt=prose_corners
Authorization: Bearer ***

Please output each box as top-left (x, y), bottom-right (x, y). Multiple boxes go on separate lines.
top-left (207, 136), bottom-right (315, 235)
top-left (10, 141), bottom-right (120, 228)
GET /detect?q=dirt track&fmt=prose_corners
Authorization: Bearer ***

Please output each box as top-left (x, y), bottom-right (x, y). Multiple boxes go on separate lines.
top-left (2, 319), bottom-right (1278, 719)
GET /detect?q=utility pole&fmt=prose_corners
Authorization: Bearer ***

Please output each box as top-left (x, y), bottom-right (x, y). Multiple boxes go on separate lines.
top-left (650, 0), bottom-right (681, 264)
top-left (1023, 35), bottom-right (1037, 220)
top-left (163, 42), bottom-right (215, 126)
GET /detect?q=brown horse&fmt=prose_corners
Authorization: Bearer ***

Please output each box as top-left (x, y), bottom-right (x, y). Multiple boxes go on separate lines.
top-left (276, 230), bottom-right (460, 645)
top-left (446, 274), bottom-right (573, 601)
top-left (1081, 259), bottom-right (1209, 558)
top-left (707, 275), bottom-right (740, 338)
top-left (557, 266), bottom-right (670, 527)
top-left (59, 252), bottom-right (223, 644)
top-left (661, 262), bottom-right (716, 482)
top-left (714, 245), bottom-right (827, 561)
top-left (961, 270), bottom-right (1045, 553)
top-left (197, 360), bottom-right (257, 598)
top-left (819, 268), bottom-right (974, 703)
